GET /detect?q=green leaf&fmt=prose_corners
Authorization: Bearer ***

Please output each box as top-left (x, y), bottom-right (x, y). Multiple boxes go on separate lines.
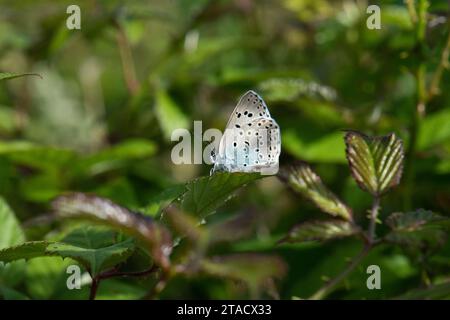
top-left (0, 141), bottom-right (78, 176)
top-left (0, 228), bottom-right (135, 277)
top-left (52, 193), bottom-right (172, 271)
top-left (60, 227), bottom-right (117, 249)
top-left (283, 130), bottom-right (347, 163)
top-left (24, 256), bottom-right (79, 300)
top-left (282, 220), bottom-right (360, 243)
top-left (345, 131), bottom-right (404, 196)
top-left (279, 162), bottom-right (352, 220)
top-left (385, 209), bottom-right (449, 251)
top-left (0, 285), bottom-right (30, 300)
top-left (46, 238), bottom-right (135, 277)
top-left (258, 78), bottom-right (337, 102)
top-left (201, 254), bottom-right (286, 298)
top-left (418, 108), bottom-right (450, 150)
top-left (76, 139), bottom-right (157, 176)
top-left (386, 209), bottom-right (449, 231)
top-left (155, 89), bottom-right (189, 140)
top-left (0, 241), bottom-right (51, 263)
top-left (0, 197), bottom-right (25, 248)
top-left (141, 184), bottom-right (186, 217)
top-left (95, 279), bottom-right (147, 300)
top-left (180, 172), bottom-right (261, 220)
top-left (0, 197), bottom-right (26, 286)
top-left (0, 72), bottom-right (41, 81)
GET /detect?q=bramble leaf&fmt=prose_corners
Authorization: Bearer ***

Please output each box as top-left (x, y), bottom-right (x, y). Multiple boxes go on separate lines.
top-left (345, 131), bottom-right (404, 196)
top-left (46, 238), bottom-right (135, 277)
top-left (180, 172), bottom-right (261, 220)
top-left (279, 162), bottom-right (352, 221)
top-left (385, 210), bottom-right (449, 251)
top-left (0, 241), bottom-right (51, 263)
top-left (52, 193), bottom-right (172, 270)
top-left (386, 209), bottom-right (449, 231)
top-left (282, 220), bottom-right (360, 243)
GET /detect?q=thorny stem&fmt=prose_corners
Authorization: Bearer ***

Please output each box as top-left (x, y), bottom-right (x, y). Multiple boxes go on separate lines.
top-left (368, 196), bottom-right (380, 244)
top-left (309, 196), bottom-right (381, 300)
top-left (309, 244), bottom-right (371, 300)
top-left (89, 266), bottom-right (159, 300)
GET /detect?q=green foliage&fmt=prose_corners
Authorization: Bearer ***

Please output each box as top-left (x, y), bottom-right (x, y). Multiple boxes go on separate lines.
top-left (282, 220), bottom-right (360, 243)
top-left (0, 72), bottom-right (41, 81)
top-left (385, 210), bottom-right (449, 252)
top-left (345, 131), bottom-right (404, 196)
top-left (47, 239), bottom-right (135, 277)
top-left (0, 197), bottom-right (26, 288)
top-left (0, 0), bottom-right (449, 300)
top-left (280, 162), bottom-right (352, 220)
top-left (179, 172), bottom-right (261, 220)
top-left (0, 241), bottom-right (50, 263)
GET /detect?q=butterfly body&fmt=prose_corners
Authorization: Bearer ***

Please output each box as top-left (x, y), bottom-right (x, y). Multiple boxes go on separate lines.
top-left (211, 90), bottom-right (281, 175)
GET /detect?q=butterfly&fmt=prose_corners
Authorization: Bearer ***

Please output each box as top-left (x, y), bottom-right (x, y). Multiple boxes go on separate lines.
top-left (210, 90), bottom-right (281, 175)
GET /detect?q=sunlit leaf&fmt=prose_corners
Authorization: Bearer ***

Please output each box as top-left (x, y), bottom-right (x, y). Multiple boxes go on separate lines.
top-left (0, 241), bottom-right (51, 263)
top-left (52, 193), bottom-right (172, 270)
top-left (46, 239), bottom-right (135, 277)
top-left (282, 220), bottom-right (360, 243)
top-left (283, 130), bottom-right (347, 163)
top-left (180, 172), bottom-right (261, 220)
top-left (0, 197), bottom-right (26, 287)
top-left (345, 131), bottom-right (404, 196)
top-left (418, 109), bottom-right (450, 150)
top-left (0, 72), bottom-right (41, 81)
top-left (76, 139), bottom-right (157, 176)
top-left (279, 162), bottom-right (352, 221)
top-left (155, 89), bottom-right (189, 140)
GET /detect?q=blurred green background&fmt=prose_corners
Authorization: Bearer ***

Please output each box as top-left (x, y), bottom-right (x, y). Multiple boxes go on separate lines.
top-left (0, 0), bottom-right (449, 299)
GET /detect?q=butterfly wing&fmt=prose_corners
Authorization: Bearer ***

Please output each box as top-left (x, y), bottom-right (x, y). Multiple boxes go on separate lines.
top-left (212, 90), bottom-right (280, 175)
top-left (225, 90), bottom-right (271, 130)
top-left (213, 117), bottom-right (281, 174)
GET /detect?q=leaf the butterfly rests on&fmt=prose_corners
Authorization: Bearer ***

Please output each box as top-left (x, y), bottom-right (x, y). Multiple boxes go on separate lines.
top-left (345, 131), bottom-right (404, 196)
top-left (211, 91), bottom-right (281, 175)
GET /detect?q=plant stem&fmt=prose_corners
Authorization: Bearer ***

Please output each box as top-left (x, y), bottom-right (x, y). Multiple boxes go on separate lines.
top-left (405, 0), bottom-right (418, 24)
top-left (114, 20), bottom-right (140, 95)
top-left (309, 196), bottom-right (381, 300)
top-left (89, 277), bottom-right (99, 300)
top-left (88, 266), bottom-right (159, 300)
top-left (428, 17), bottom-right (450, 99)
top-left (368, 196), bottom-right (380, 243)
top-left (309, 244), bottom-right (371, 300)
top-left (404, 0), bottom-right (429, 210)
